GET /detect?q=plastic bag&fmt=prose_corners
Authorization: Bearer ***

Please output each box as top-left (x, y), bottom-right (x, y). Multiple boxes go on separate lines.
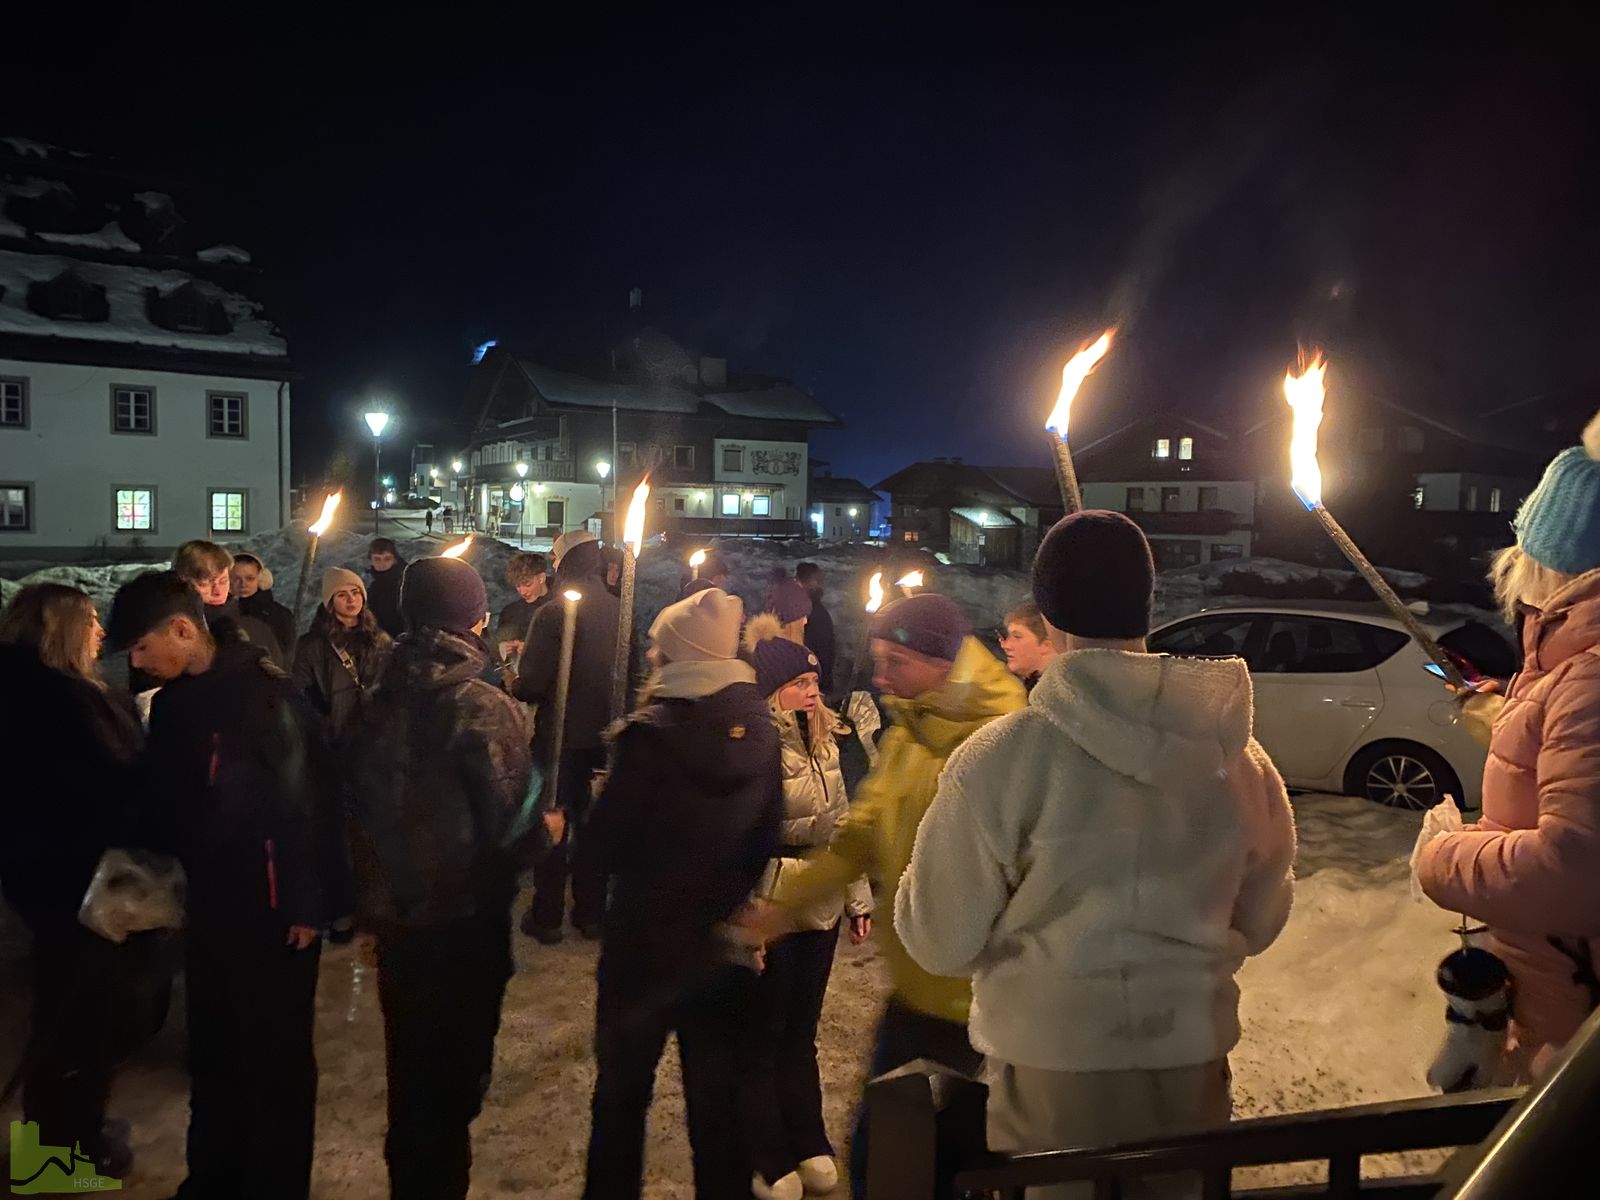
top-left (78, 848), bottom-right (187, 944)
top-left (1410, 795), bottom-right (1465, 902)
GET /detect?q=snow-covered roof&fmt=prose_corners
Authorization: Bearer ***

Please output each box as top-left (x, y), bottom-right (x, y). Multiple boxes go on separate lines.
top-left (197, 244), bottom-right (252, 265)
top-left (0, 249), bottom-right (287, 358)
top-left (38, 223), bottom-right (140, 253)
top-left (951, 506), bottom-right (1019, 528)
top-left (515, 358), bottom-right (837, 424)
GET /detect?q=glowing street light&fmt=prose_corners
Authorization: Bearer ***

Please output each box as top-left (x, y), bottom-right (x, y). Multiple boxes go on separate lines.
top-left (363, 410), bottom-right (390, 535)
top-left (452, 459), bottom-right (464, 474)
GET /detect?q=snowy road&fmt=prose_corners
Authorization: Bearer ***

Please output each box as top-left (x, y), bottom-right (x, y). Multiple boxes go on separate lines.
top-left (1, 793), bottom-right (1452, 1197)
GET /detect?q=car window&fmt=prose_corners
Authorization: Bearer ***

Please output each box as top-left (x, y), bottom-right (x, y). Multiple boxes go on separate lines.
top-left (1258, 617), bottom-right (1401, 673)
top-left (1149, 614), bottom-right (1257, 659)
top-left (1439, 621), bottom-right (1518, 680)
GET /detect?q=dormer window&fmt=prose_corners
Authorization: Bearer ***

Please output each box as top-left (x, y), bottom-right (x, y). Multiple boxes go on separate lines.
top-left (1178, 436), bottom-right (1194, 460)
top-left (26, 269), bottom-right (110, 323)
top-left (1152, 438), bottom-right (1171, 459)
top-left (146, 281), bottom-right (232, 335)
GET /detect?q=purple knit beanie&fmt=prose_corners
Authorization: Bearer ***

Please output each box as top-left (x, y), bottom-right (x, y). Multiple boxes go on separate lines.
top-left (753, 636), bottom-right (819, 697)
top-left (769, 577), bottom-right (814, 624)
top-left (400, 556), bottom-right (489, 635)
top-left (1031, 510), bottom-right (1154, 639)
top-left (868, 594), bottom-right (969, 663)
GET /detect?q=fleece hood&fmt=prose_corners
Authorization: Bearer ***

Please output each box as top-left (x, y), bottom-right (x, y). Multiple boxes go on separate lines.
top-left (1030, 649), bottom-right (1253, 788)
top-left (882, 635), bottom-right (1025, 758)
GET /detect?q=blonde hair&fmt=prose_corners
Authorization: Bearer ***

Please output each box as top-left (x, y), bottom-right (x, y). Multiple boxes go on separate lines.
top-left (1490, 545), bottom-right (1575, 623)
top-left (172, 540), bottom-right (233, 583)
top-left (767, 691), bottom-right (841, 755)
top-left (0, 583), bottom-right (102, 682)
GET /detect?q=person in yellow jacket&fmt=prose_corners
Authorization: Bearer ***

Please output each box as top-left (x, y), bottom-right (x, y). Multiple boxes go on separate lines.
top-left (744, 591), bottom-right (1025, 1195)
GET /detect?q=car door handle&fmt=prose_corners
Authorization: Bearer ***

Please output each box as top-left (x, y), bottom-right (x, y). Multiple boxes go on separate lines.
top-left (1340, 698), bottom-right (1379, 710)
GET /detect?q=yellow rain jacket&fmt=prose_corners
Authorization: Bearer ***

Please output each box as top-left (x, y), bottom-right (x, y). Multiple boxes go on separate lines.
top-left (772, 635), bottom-right (1025, 1022)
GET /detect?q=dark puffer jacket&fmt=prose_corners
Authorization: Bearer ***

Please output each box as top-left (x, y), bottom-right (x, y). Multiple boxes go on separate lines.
top-left (140, 638), bottom-right (341, 939)
top-left (238, 589), bottom-right (297, 664)
top-left (589, 680), bottom-right (782, 990)
top-left (366, 559), bottom-right (408, 638)
top-left (0, 646), bottom-right (145, 926)
top-left (344, 627), bottom-right (538, 928)
top-left (292, 623), bottom-right (393, 741)
top-left (514, 541), bottom-right (621, 756)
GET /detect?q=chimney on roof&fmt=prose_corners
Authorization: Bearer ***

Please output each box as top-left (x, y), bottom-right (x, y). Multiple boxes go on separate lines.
top-left (628, 287), bottom-right (643, 311)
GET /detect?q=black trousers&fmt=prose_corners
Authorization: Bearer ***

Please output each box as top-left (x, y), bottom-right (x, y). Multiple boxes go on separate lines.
top-left (21, 916), bottom-right (172, 1162)
top-left (377, 902), bottom-right (513, 1200)
top-left (746, 923), bottom-right (840, 1181)
top-left (176, 929), bottom-right (321, 1200)
top-left (584, 953), bottom-right (757, 1199)
top-left (529, 747), bottom-right (609, 932)
top-left (850, 997), bottom-right (982, 1198)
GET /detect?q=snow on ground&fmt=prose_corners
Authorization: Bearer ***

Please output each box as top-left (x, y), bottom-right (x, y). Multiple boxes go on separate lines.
top-left (0, 794), bottom-right (1461, 1197)
top-left (196, 244), bottom-right (252, 265)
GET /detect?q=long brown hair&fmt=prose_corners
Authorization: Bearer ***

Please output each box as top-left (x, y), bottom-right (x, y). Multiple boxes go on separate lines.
top-left (0, 583), bottom-right (102, 682)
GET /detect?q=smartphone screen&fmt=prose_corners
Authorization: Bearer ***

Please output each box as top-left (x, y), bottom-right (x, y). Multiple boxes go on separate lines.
top-left (1422, 662), bottom-right (1447, 679)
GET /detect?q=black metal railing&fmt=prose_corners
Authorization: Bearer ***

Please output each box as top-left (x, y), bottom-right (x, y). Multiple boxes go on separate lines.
top-left (864, 1061), bottom-right (1518, 1200)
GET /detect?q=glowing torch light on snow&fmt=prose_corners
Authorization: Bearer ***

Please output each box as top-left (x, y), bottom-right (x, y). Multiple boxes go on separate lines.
top-left (865, 571), bottom-right (885, 614)
top-left (1284, 355), bottom-right (1328, 510)
top-left (896, 570), bottom-right (924, 594)
top-left (440, 535), bottom-right (474, 559)
top-left (308, 491), bottom-right (342, 537)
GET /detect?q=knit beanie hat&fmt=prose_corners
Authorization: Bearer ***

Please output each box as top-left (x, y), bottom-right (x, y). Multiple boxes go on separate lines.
top-left (744, 612), bottom-right (821, 696)
top-left (869, 593), bottom-right (969, 663)
top-left (680, 576), bottom-right (717, 599)
top-left (650, 587), bottom-right (744, 663)
top-left (107, 571), bottom-right (207, 651)
top-left (1032, 510), bottom-right (1155, 639)
top-left (769, 577), bottom-right (813, 624)
top-left (321, 566), bottom-right (367, 608)
top-left (552, 529), bottom-right (597, 568)
top-left (400, 556), bottom-right (489, 634)
top-left (1515, 413), bottom-right (1600, 575)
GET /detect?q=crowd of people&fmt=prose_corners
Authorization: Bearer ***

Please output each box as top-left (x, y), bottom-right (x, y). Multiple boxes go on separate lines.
top-left (3, 418), bottom-right (1599, 1200)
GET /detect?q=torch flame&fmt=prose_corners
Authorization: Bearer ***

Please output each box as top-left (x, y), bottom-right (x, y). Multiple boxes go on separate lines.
top-left (440, 534), bottom-right (474, 559)
top-left (563, 589), bottom-right (582, 603)
top-left (865, 571), bottom-right (885, 614)
top-left (308, 491), bottom-right (342, 538)
top-left (622, 477), bottom-right (651, 558)
top-left (896, 570), bottom-right (924, 592)
top-left (1046, 329), bottom-right (1115, 439)
top-left (1284, 354), bottom-right (1328, 509)
top-left (689, 549), bottom-right (707, 569)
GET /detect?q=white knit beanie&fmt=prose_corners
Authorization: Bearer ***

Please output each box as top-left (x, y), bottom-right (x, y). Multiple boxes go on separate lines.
top-left (322, 566), bottom-right (367, 608)
top-left (649, 587), bottom-right (744, 663)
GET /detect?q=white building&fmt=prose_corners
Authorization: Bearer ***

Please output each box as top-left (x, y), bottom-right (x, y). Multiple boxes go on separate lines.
top-left (0, 146), bottom-right (290, 559)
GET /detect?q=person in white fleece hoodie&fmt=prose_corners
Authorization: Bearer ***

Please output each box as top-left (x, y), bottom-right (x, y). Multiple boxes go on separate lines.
top-left (896, 511), bottom-right (1296, 1198)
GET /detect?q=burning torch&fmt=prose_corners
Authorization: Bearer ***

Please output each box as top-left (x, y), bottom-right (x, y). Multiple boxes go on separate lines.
top-left (439, 534), bottom-right (474, 559)
top-left (689, 548), bottom-right (707, 580)
top-left (546, 588), bottom-right (583, 827)
top-left (895, 569), bottom-right (924, 597)
top-left (610, 476), bottom-right (651, 721)
top-left (1045, 330), bottom-right (1115, 514)
top-left (1284, 355), bottom-right (1468, 691)
top-left (291, 491), bottom-right (342, 635)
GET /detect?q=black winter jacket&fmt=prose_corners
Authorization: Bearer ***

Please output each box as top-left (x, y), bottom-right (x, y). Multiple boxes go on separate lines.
top-left (344, 628), bottom-right (537, 928)
top-left (514, 542), bottom-right (621, 756)
top-left (0, 647), bottom-right (144, 926)
top-left (238, 590), bottom-right (297, 664)
top-left (805, 594), bottom-right (837, 694)
top-left (589, 680), bottom-right (782, 986)
top-left (492, 594), bottom-right (549, 654)
top-left (140, 638), bottom-right (341, 938)
top-left (366, 560), bottom-right (408, 638)
top-left (292, 625), bottom-right (393, 741)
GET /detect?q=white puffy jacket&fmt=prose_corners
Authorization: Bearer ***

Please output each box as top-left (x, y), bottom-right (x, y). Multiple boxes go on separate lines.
top-left (758, 707), bottom-right (873, 931)
top-left (895, 648), bottom-right (1296, 1072)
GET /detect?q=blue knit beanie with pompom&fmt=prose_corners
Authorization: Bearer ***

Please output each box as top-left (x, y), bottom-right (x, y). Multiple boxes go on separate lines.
top-left (1516, 412), bottom-right (1600, 575)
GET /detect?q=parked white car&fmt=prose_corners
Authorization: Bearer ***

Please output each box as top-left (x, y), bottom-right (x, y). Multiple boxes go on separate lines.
top-left (1147, 601), bottom-right (1516, 810)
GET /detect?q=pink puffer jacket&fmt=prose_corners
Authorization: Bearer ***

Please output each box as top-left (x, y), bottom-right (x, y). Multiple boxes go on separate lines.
top-left (1419, 569), bottom-right (1600, 1072)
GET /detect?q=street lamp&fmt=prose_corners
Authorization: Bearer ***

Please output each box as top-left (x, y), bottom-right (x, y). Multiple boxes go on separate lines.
top-left (515, 462), bottom-right (529, 546)
top-left (364, 411), bottom-right (390, 534)
top-left (596, 460), bottom-right (611, 531)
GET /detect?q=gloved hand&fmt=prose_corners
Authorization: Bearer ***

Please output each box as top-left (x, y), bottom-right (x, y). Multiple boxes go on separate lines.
top-left (1411, 796), bottom-right (1465, 902)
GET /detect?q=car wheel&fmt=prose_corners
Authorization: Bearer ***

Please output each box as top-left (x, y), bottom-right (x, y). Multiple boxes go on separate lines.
top-left (1345, 742), bottom-right (1463, 812)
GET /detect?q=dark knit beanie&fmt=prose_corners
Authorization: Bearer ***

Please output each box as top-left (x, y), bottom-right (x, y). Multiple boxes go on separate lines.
top-left (1032, 510), bottom-right (1155, 639)
top-left (753, 635), bottom-right (820, 697)
top-left (769, 577), bottom-right (813, 624)
top-left (868, 593), bottom-right (969, 663)
top-left (107, 571), bottom-right (207, 651)
top-left (680, 576), bottom-right (717, 599)
top-left (400, 556), bottom-right (489, 635)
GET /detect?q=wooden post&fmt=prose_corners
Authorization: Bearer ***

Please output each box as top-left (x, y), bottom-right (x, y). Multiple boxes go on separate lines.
top-left (1049, 433), bottom-right (1084, 514)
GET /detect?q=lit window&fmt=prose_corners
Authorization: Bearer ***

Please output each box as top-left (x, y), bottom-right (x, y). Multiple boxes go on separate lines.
top-left (1153, 438), bottom-right (1170, 459)
top-left (115, 487), bottom-right (155, 531)
top-left (1178, 436), bottom-right (1194, 460)
top-left (113, 386), bottom-right (155, 434)
top-left (903, 531), bottom-right (920, 543)
top-left (721, 492), bottom-right (741, 516)
top-left (208, 392), bottom-right (246, 438)
top-left (1489, 487), bottom-right (1502, 513)
top-left (752, 494), bottom-right (771, 516)
top-left (210, 490), bottom-right (246, 533)
top-left (1, 378), bottom-right (27, 428)
top-left (0, 484), bottom-right (30, 530)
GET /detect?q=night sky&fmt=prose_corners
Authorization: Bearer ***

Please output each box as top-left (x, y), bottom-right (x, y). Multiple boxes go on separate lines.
top-left (9, 11), bottom-right (1598, 488)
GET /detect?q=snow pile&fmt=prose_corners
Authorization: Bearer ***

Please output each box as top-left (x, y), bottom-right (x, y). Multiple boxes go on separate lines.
top-left (197, 244), bottom-right (252, 265)
top-left (0, 248), bottom-right (287, 358)
top-left (37, 222), bottom-right (140, 253)
top-left (0, 561), bottom-right (167, 613)
top-left (1, 136), bottom-right (50, 158)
